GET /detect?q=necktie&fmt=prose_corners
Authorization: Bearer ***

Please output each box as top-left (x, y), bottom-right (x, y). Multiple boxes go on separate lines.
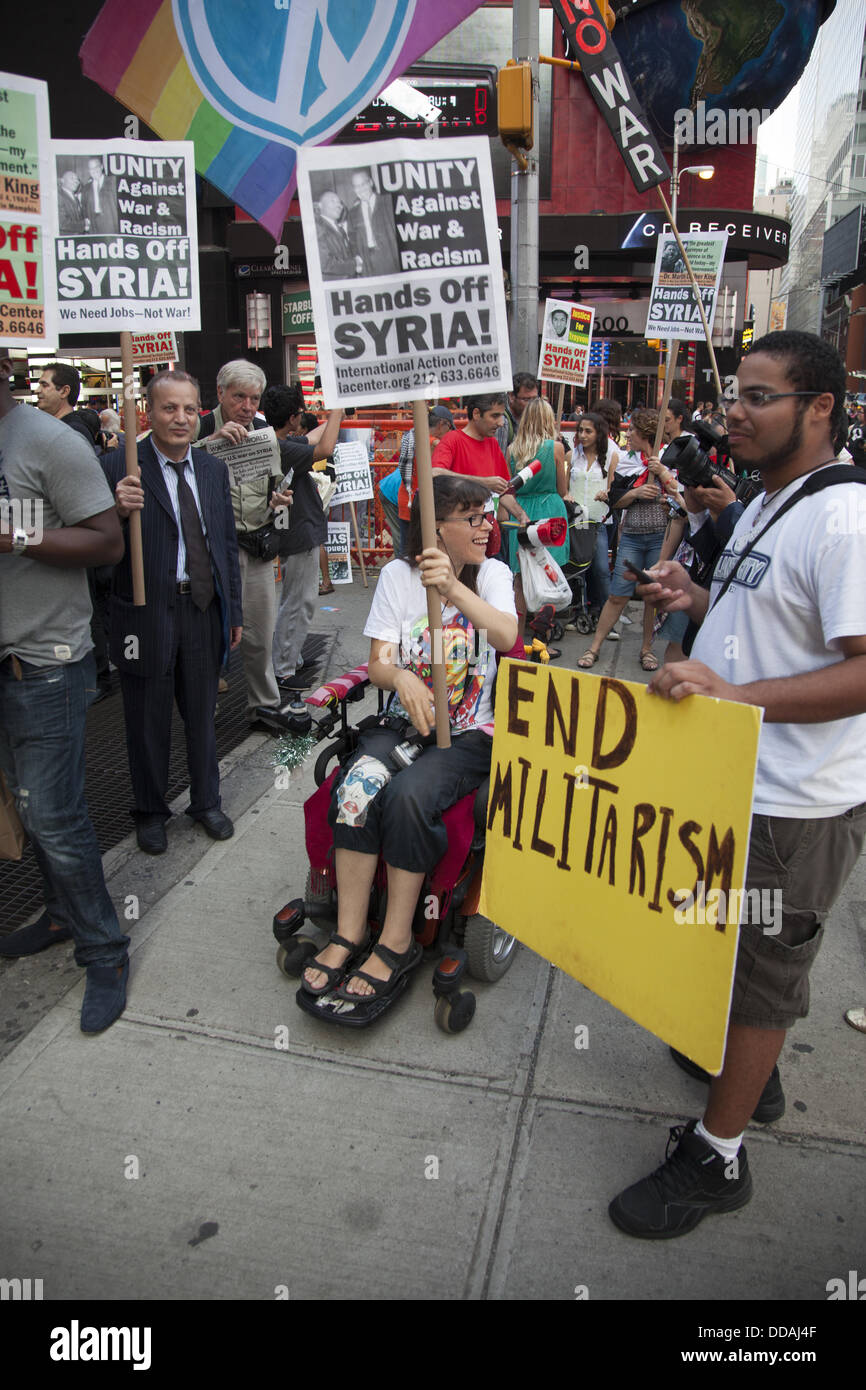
top-left (167, 458), bottom-right (214, 611)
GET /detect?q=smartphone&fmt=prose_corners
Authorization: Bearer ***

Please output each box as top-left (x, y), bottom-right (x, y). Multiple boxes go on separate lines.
top-left (623, 562), bottom-right (655, 586)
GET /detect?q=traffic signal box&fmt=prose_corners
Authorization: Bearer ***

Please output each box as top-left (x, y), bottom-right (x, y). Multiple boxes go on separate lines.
top-left (497, 61), bottom-right (533, 150)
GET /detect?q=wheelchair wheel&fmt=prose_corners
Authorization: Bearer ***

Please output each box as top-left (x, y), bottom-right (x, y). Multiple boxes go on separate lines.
top-left (276, 937), bottom-right (319, 977)
top-left (314, 737), bottom-right (350, 787)
top-left (434, 991), bottom-right (476, 1034)
top-left (463, 914), bottom-right (519, 982)
top-left (576, 614), bottom-right (594, 634)
top-left (549, 620), bottom-right (564, 643)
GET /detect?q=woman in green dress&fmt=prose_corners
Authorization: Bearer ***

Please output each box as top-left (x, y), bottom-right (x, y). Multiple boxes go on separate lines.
top-left (503, 396), bottom-right (570, 579)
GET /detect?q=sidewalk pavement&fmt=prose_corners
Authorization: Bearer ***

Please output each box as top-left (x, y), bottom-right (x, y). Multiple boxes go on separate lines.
top-left (0, 580), bottom-right (864, 1301)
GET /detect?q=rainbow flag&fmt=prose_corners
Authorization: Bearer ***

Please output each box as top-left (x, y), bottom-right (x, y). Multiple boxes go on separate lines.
top-left (80, 0), bottom-right (486, 240)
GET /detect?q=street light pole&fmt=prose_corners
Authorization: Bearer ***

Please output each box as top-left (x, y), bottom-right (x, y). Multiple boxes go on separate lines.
top-left (509, 0), bottom-right (540, 375)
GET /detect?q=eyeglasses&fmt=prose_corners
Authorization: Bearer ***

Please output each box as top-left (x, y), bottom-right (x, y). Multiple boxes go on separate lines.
top-left (442, 512), bottom-right (492, 529)
top-left (733, 390), bottom-right (823, 410)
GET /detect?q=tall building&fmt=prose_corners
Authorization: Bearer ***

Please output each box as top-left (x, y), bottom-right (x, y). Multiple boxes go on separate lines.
top-left (750, 180), bottom-right (794, 338)
top-left (782, 0), bottom-right (866, 338)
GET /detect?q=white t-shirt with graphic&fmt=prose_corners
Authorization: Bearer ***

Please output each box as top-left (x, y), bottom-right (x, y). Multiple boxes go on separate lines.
top-left (691, 467), bottom-right (866, 817)
top-left (364, 557), bottom-right (517, 734)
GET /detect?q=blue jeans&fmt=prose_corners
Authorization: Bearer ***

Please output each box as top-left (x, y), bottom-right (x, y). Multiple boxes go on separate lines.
top-left (610, 530), bottom-right (666, 598)
top-left (588, 524), bottom-right (611, 609)
top-left (0, 653), bottom-right (129, 968)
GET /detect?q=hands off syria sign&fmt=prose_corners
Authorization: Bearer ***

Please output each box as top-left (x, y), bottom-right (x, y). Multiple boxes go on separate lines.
top-left (51, 139), bottom-right (200, 332)
top-left (299, 136), bottom-right (511, 407)
top-left (479, 662), bottom-right (761, 1072)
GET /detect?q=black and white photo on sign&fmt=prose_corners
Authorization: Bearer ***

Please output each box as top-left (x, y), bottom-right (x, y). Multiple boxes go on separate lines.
top-left (298, 137), bottom-right (511, 408)
top-left (325, 521), bottom-right (352, 584)
top-left (546, 305), bottom-right (570, 339)
top-left (51, 139), bottom-right (200, 332)
top-left (310, 167), bottom-right (400, 281)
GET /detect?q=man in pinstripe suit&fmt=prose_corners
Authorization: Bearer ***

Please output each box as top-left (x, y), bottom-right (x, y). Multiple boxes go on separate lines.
top-left (105, 372), bottom-right (243, 855)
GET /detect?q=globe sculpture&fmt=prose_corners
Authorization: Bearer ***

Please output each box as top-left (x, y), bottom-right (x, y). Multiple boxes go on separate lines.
top-left (604, 0), bottom-right (836, 144)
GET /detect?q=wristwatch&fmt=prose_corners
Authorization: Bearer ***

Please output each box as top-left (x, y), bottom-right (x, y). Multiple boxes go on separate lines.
top-left (10, 527), bottom-right (30, 556)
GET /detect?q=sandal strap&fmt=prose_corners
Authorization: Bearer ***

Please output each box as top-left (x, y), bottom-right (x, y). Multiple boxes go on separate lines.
top-left (302, 958), bottom-right (344, 989)
top-left (369, 940), bottom-right (416, 970)
top-left (329, 932), bottom-right (366, 955)
top-left (343, 967), bottom-right (391, 995)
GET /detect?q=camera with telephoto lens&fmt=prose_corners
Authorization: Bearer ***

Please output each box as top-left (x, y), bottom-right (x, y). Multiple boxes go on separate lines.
top-left (663, 430), bottom-right (763, 507)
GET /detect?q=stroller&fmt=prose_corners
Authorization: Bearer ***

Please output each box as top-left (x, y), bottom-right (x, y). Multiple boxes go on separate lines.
top-left (539, 500), bottom-right (601, 643)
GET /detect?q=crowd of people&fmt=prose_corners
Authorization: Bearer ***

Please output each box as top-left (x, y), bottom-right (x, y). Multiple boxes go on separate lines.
top-left (1, 329), bottom-right (865, 1242)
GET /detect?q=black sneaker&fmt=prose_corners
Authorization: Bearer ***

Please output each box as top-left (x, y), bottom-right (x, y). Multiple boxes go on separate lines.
top-left (669, 1048), bottom-right (786, 1123)
top-left (609, 1120), bottom-right (752, 1239)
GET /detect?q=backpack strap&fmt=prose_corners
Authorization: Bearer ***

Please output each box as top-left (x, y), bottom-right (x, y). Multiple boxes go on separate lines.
top-left (708, 465), bottom-right (866, 614)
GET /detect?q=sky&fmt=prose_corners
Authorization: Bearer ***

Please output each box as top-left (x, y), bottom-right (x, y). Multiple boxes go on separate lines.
top-left (755, 87), bottom-right (800, 196)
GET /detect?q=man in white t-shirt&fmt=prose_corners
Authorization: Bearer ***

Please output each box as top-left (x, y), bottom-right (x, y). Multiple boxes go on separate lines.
top-left (608, 331), bottom-right (866, 1239)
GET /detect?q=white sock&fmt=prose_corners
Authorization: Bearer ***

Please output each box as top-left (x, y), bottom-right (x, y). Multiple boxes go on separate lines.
top-left (695, 1119), bottom-right (743, 1162)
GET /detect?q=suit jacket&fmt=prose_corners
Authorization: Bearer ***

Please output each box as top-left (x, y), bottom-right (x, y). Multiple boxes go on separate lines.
top-left (103, 437), bottom-right (243, 678)
top-left (58, 187), bottom-right (86, 234)
top-left (316, 212), bottom-right (355, 280)
top-left (348, 193), bottom-right (400, 276)
top-left (82, 175), bottom-right (119, 233)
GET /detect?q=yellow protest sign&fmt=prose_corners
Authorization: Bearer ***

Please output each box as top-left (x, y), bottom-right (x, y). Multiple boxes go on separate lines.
top-left (479, 661), bottom-right (762, 1073)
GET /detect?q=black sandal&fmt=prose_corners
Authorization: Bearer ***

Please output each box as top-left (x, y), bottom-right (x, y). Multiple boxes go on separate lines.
top-left (301, 931), bottom-right (370, 997)
top-left (336, 939), bottom-right (422, 1002)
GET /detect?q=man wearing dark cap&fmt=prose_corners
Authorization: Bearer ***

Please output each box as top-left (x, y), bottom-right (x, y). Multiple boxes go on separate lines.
top-left (396, 405), bottom-right (455, 555)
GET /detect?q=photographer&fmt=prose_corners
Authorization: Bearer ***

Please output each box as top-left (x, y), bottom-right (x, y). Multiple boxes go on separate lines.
top-left (607, 331), bottom-right (866, 1242)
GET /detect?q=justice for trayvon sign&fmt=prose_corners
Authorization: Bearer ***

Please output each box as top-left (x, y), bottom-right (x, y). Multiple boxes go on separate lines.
top-left (479, 662), bottom-right (762, 1072)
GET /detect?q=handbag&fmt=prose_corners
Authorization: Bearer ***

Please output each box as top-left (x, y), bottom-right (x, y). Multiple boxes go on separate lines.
top-left (237, 522), bottom-right (292, 561)
top-left (518, 540), bottom-right (572, 611)
top-left (0, 771), bottom-right (26, 861)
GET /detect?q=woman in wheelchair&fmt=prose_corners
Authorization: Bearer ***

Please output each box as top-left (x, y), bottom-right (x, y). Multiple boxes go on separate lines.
top-left (302, 474), bottom-right (518, 1002)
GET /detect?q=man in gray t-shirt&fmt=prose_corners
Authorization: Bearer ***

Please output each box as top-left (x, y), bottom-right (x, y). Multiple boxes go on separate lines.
top-left (0, 360), bottom-right (131, 1034)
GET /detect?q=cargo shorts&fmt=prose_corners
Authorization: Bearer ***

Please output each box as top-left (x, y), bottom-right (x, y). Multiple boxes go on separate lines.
top-left (731, 802), bottom-right (866, 1030)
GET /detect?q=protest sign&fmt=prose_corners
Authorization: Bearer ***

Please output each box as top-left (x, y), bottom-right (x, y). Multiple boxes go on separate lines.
top-left (550, 0), bottom-right (670, 195)
top-left (646, 231), bottom-right (728, 343)
top-left (130, 330), bottom-right (177, 364)
top-left (537, 299), bottom-right (595, 387)
top-left (332, 441), bottom-right (374, 504)
top-left (203, 427), bottom-right (281, 486)
top-left (479, 662), bottom-right (762, 1072)
top-left (0, 72), bottom-right (57, 347)
top-left (325, 521), bottom-right (352, 584)
top-left (50, 140), bottom-right (200, 332)
top-left (298, 137), bottom-right (511, 407)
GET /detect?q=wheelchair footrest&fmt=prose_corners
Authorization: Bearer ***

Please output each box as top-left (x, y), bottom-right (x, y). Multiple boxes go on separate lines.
top-left (294, 972), bottom-right (413, 1028)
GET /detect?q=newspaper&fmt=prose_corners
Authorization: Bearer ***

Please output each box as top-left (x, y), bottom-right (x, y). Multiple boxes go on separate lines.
top-left (203, 426), bottom-right (281, 485)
